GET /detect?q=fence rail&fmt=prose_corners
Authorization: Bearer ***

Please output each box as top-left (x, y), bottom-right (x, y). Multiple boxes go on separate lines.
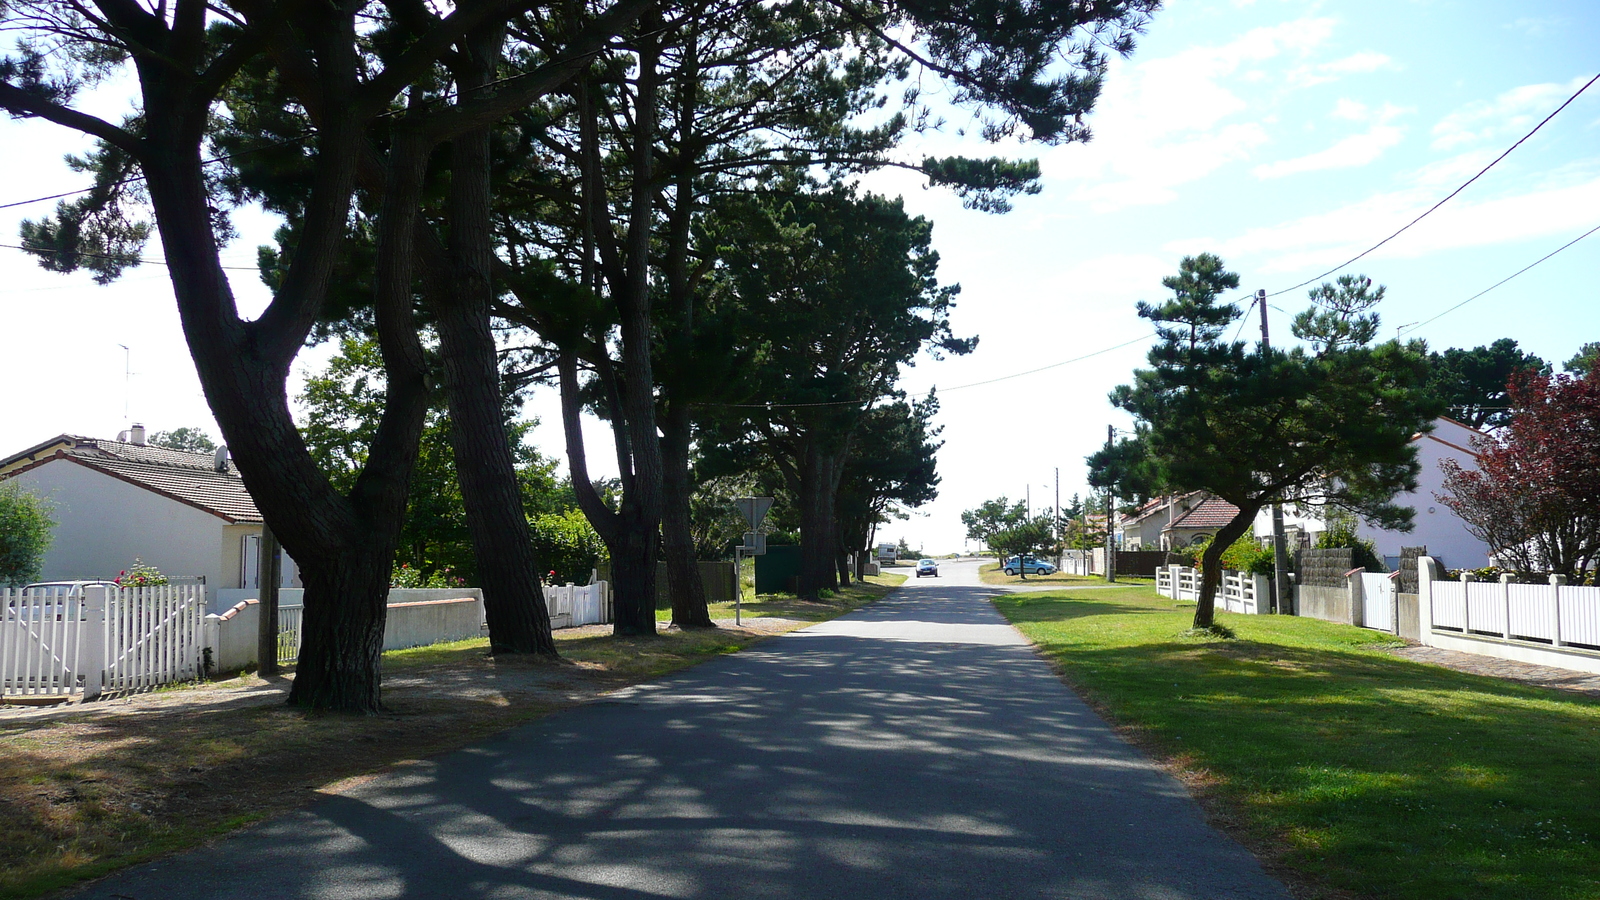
top-left (1430, 577), bottom-right (1600, 649)
top-left (1156, 566), bottom-right (1262, 614)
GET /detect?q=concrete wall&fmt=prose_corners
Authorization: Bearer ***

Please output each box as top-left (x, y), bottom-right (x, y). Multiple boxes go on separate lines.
top-left (1297, 583), bottom-right (1353, 625)
top-left (11, 459), bottom-right (226, 602)
top-left (206, 589), bottom-right (488, 670)
top-left (1396, 592), bottom-right (1421, 642)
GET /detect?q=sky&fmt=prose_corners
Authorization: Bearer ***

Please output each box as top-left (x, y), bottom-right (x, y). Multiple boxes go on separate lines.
top-left (2, 0), bottom-right (1598, 556)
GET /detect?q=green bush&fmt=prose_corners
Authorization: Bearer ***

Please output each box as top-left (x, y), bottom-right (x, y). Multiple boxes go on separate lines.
top-left (529, 508), bottom-right (608, 585)
top-left (390, 562), bottom-right (464, 589)
top-left (0, 483), bottom-right (54, 586)
top-left (1316, 516), bottom-right (1384, 572)
top-left (1185, 534), bottom-right (1275, 574)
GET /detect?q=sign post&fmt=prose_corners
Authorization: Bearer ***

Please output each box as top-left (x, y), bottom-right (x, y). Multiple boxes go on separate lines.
top-left (733, 498), bottom-right (773, 626)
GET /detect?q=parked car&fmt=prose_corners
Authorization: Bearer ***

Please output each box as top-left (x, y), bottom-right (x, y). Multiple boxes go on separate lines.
top-left (916, 559), bottom-right (939, 577)
top-left (9, 581), bottom-right (116, 621)
top-left (1001, 556), bottom-right (1056, 577)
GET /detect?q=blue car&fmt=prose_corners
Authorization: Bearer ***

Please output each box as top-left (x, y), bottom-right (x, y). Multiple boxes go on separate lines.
top-left (1002, 556), bottom-right (1056, 576)
top-left (916, 559), bottom-right (939, 577)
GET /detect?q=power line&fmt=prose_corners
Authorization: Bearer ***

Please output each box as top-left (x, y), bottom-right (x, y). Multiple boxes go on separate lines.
top-left (1397, 220), bottom-right (1600, 338)
top-left (0, 242), bottom-right (264, 271)
top-left (1265, 71), bottom-right (1599, 300)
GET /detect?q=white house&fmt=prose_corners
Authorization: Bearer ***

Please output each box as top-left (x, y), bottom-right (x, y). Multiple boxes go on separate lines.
top-left (1120, 492), bottom-right (1241, 551)
top-left (1254, 416), bottom-right (1494, 571)
top-left (0, 427), bottom-right (299, 609)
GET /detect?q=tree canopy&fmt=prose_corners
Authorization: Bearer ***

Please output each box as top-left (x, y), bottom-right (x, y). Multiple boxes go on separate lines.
top-left (1438, 368), bottom-right (1600, 578)
top-left (0, 482), bottom-right (55, 586)
top-left (1090, 260), bottom-right (1440, 627)
top-left (1423, 339), bottom-right (1549, 429)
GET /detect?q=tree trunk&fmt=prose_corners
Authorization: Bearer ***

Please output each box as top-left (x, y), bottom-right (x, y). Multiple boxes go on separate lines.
top-left (797, 445), bottom-right (841, 599)
top-left (661, 402), bottom-right (714, 627)
top-left (609, 505), bottom-right (661, 635)
top-left (1193, 506), bottom-right (1261, 629)
top-left (426, 25), bottom-right (556, 656)
top-left (289, 546), bottom-right (391, 712)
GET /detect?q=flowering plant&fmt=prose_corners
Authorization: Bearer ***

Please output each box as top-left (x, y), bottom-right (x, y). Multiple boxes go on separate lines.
top-left (116, 558), bottom-right (169, 587)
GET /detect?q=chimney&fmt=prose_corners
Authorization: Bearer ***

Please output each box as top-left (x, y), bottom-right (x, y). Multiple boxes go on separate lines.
top-left (214, 445), bottom-right (230, 473)
top-left (129, 423), bottom-right (146, 445)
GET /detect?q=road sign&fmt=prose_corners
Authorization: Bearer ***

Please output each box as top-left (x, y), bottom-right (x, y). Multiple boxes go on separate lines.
top-left (734, 497), bottom-right (774, 530)
top-left (742, 532), bottom-right (767, 556)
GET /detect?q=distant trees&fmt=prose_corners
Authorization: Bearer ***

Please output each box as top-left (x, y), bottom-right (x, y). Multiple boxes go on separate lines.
top-left (1090, 258), bottom-right (1440, 629)
top-left (149, 428), bottom-right (217, 453)
top-left (1424, 339), bottom-right (1549, 429)
top-left (0, 483), bottom-right (54, 586)
top-left (988, 517), bottom-right (1055, 578)
top-left (961, 497), bottom-right (1029, 551)
top-left (1566, 342), bottom-right (1600, 377)
top-left (1438, 369), bottom-right (1600, 579)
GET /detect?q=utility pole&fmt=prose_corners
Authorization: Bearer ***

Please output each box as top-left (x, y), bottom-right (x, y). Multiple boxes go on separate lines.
top-left (1105, 424), bottom-right (1116, 584)
top-left (1259, 289), bottom-right (1291, 614)
top-left (257, 525), bottom-right (281, 676)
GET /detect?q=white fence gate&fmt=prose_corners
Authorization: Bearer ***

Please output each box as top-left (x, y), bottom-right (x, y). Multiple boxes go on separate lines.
top-left (544, 583), bottom-right (611, 628)
top-left (2, 584), bottom-right (206, 700)
top-left (1157, 566), bottom-right (1264, 614)
top-left (1360, 572), bottom-right (1394, 632)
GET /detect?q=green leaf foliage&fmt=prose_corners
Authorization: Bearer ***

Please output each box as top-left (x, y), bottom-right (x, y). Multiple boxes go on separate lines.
top-left (528, 509), bottom-right (608, 586)
top-left (0, 482), bottom-right (55, 586)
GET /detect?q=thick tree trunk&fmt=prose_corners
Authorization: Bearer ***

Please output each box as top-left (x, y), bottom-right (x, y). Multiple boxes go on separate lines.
top-left (290, 546), bottom-right (392, 711)
top-left (609, 505), bottom-right (661, 635)
top-left (797, 445), bottom-right (842, 599)
top-left (1193, 506), bottom-right (1261, 629)
top-left (660, 402), bottom-right (714, 628)
top-left (426, 27), bottom-right (556, 656)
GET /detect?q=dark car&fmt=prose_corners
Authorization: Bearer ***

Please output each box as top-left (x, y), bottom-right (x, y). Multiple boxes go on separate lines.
top-left (916, 559), bottom-right (939, 577)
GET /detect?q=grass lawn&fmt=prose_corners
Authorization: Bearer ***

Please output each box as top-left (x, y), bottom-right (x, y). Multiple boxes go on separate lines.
top-left (977, 561), bottom-right (1111, 587)
top-left (0, 578), bottom-right (901, 900)
top-left (992, 584), bottom-right (1600, 900)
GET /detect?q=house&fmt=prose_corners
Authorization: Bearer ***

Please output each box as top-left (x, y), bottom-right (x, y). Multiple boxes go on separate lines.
top-left (1253, 416), bottom-right (1494, 570)
top-left (0, 425), bottom-right (299, 608)
top-left (1118, 492), bottom-right (1240, 551)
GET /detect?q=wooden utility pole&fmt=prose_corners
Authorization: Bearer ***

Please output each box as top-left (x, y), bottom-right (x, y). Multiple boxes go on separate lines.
top-left (257, 525), bottom-right (281, 676)
top-left (1259, 289), bottom-right (1291, 614)
top-left (1105, 424), bottom-right (1116, 584)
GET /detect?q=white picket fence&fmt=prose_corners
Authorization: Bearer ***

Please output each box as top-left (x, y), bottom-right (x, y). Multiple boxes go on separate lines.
top-left (1156, 565), bottom-right (1264, 614)
top-left (2, 584), bottom-right (206, 700)
top-left (545, 582), bottom-right (611, 628)
top-left (1429, 576), bottom-right (1600, 649)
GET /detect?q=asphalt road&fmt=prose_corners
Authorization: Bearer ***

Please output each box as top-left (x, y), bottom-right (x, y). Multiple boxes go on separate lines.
top-left (73, 560), bottom-right (1290, 900)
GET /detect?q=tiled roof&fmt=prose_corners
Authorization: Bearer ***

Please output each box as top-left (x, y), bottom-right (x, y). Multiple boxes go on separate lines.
top-left (3, 435), bottom-right (261, 524)
top-left (1164, 497), bottom-right (1241, 531)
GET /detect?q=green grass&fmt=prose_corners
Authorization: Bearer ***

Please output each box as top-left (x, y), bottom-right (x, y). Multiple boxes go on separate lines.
top-left (654, 571), bottom-right (907, 623)
top-left (992, 585), bottom-right (1600, 900)
top-left (977, 561), bottom-right (1109, 586)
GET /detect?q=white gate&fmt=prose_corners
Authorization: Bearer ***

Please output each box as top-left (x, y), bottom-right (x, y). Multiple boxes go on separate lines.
top-left (1361, 572), bottom-right (1394, 632)
top-left (2, 584), bottom-right (205, 699)
top-left (1, 586), bottom-right (87, 697)
top-left (103, 585), bottom-right (207, 692)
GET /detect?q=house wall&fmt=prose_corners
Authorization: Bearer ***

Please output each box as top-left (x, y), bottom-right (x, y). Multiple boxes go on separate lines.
top-left (9, 459), bottom-right (227, 600)
top-left (1252, 418), bottom-right (1493, 569)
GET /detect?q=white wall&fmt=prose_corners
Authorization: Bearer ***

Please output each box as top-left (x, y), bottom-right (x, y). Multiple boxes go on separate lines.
top-left (1253, 418), bottom-right (1493, 569)
top-left (10, 459), bottom-right (228, 597)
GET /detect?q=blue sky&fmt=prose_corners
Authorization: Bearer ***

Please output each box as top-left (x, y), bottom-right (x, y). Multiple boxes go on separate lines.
top-left (1, 0), bottom-right (1596, 555)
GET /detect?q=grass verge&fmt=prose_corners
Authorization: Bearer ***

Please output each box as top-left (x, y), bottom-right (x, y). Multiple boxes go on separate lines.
top-left (0, 577), bottom-right (901, 900)
top-left (991, 584), bottom-right (1600, 900)
top-left (977, 561), bottom-right (1109, 587)
top-left (654, 571), bottom-right (907, 623)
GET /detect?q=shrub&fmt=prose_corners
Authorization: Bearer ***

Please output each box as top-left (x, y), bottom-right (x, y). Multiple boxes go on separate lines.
top-left (1185, 535), bottom-right (1275, 574)
top-left (528, 508), bottom-right (608, 585)
top-left (1316, 516), bottom-right (1385, 572)
top-left (390, 563), bottom-right (464, 589)
top-left (0, 483), bottom-right (54, 586)
top-left (115, 558), bottom-right (169, 587)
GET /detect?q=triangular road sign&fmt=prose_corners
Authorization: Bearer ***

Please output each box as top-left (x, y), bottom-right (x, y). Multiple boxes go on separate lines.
top-left (734, 497), bottom-right (774, 530)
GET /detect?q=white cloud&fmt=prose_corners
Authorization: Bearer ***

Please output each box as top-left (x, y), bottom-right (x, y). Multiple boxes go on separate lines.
top-left (1431, 75), bottom-right (1596, 149)
top-left (1040, 17), bottom-right (1341, 212)
top-left (1200, 174), bottom-right (1600, 273)
top-left (1318, 51), bottom-right (1394, 75)
top-left (1252, 125), bottom-right (1404, 178)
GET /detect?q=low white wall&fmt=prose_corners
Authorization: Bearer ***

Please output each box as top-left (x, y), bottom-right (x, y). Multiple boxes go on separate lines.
top-left (205, 599), bottom-right (261, 673)
top-left (1418, 556), bottom-right (1600, 676)
top-left (205, 589), bottom-right (488, 670)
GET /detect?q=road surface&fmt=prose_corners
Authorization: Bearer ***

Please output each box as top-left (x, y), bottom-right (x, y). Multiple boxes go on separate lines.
top-left (73, 558), bottom-right (1289, 900)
